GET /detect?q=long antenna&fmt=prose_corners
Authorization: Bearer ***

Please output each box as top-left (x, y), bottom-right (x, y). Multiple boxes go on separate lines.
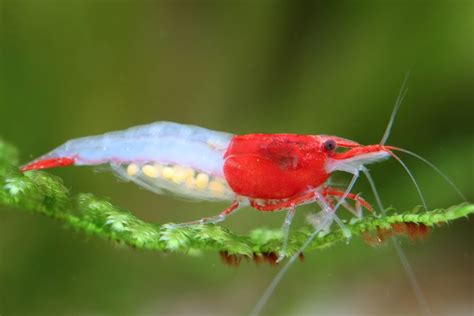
top-left (386, 146), bottom-right (467, 202)
top-left (388, 151), bottom-right (428, 210)
top-left (380, 72), bottom-right (410, 145)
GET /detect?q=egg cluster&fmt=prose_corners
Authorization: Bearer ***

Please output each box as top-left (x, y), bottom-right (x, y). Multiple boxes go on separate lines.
top-left (126, 163), bottom-right (229, 196)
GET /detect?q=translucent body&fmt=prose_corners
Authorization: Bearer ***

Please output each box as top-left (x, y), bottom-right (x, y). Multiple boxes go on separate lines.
top-left (26, 122), bottom-right (236, 201)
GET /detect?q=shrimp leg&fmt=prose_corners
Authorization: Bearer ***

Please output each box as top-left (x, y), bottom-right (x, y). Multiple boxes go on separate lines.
top-left (276, 205), bottom-right (297, 263)
top-left (249, 188), bottom-right (371, 213)
top-left (170, 201), bottom-right (241, 227)
top-left (249, 191), bottom-right (318, 211)
top-left (340, 200), bottom-right (363, 218)
top-left (321, 187), bottom-right (373, 212)
top-left (315, 191), bottom-right (354, 240)
top-left (252, 187), bottom-right (371, 262)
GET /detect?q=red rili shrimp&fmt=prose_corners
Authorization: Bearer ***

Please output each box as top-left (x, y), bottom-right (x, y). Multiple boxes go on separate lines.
top-left (21, 121), bottom-right (390, 227)
top-left (21, 75), bottom-right (465, 315)
top-left (21, 122), bottom-right (389, 251)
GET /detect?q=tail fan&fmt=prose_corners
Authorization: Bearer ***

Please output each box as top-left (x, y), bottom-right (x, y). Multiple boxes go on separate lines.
top-left (21, 157), bottom-right (75, 172)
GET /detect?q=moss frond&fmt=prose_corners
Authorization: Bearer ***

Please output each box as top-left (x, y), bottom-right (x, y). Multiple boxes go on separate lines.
top-left (0, 139), bottom-right (472, 260)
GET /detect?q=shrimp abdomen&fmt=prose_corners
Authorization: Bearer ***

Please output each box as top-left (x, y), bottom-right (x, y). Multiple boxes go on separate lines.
top-left (22, 122), bottom-right (236, 201)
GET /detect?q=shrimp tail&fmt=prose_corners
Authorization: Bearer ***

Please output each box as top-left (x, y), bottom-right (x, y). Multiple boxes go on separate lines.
top-left (20, 132), bottom-right (109, 172)
top-left (21, 157), bottom-right (76, 172)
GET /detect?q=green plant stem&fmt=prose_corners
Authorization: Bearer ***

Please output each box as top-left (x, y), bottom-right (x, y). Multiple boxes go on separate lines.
top-left (0, 139), bottom-right (472, 258)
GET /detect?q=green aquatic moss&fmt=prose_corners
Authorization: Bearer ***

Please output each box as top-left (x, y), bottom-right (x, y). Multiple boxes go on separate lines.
top-left (0, 139), bottom-right (472, 259)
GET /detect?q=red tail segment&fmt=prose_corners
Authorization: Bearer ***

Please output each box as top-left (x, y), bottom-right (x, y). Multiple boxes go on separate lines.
top-left (21, 157), bottom-right (75, 172)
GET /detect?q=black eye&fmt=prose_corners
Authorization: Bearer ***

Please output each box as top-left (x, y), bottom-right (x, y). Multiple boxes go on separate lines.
top-left (324, 139), bottom-right (337, 152)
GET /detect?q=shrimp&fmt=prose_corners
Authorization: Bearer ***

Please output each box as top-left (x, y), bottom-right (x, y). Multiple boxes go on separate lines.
top-left (21, 121), bottom-right (383, 232)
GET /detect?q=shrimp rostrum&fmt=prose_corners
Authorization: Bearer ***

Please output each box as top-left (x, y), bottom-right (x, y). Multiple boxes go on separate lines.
top-left (21, 120), bottom-right (452, 260)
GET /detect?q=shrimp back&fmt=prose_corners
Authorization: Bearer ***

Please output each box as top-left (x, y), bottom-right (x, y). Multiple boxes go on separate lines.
top-left (22, 122), bottom-right (236, 201)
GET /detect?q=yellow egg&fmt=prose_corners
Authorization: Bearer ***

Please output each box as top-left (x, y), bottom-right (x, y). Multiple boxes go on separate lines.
top-left (162, 166), bottom-right (174, 179)
top-left (142, 165), bottom-right (159, 178)
top-left (126, 164), bottom-right (139, 176)
top-left (195, 173), bottom-right (209, 189)
top-left (171, 166), bottom-right (188, 184)
top-left (209, 180), bottom-right (226, 195)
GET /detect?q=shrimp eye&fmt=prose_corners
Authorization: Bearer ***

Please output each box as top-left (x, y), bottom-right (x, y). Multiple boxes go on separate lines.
top-left (323, 139), bottom-right (337, 152)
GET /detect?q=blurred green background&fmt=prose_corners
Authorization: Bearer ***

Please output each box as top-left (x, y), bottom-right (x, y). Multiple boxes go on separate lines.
top-left (0, 1), bottom-right (473, 315)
